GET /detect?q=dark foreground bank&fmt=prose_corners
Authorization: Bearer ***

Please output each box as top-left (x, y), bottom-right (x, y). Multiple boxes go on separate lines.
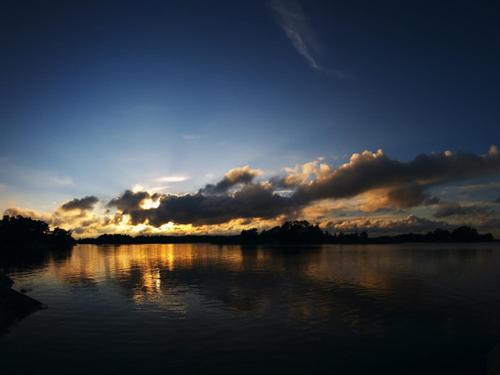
top-left (0, 273), bottom-right (44, 333)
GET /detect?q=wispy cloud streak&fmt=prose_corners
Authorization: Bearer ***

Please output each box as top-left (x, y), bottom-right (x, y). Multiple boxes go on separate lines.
top-left (154, 176), bottom-right (189, 183)
top-left (270, 0), bottom-right (342, 77)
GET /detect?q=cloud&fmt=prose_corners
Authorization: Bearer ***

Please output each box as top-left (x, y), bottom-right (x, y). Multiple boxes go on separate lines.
top-left (4, 200), bottom-right (115, 238)
top-left (281, 159), bottom-right (331, 187)
top-left (154, 175), bottom-right (189, 183)
top-left (6, 146), bottom-right (500, 236)
top-left (59, 196), bottom-right (99, 212)
top-left (291, 147), bottom-right (500, 208)
top-left (270, 0), bottom-right (343, 77)
top-left (325, 215), bottom-right (453, 236)
top-left (108, 183), bottom-right (293, 226)
top-left (433, 202), bottom-right (495, 218)
top-left (49, 176), bottom-right (74, 186)
top-left (108, 190), bottom-right (161, 212)
top-left (107, 166), bottom-right (290, 226)
top-left (385, 184), bottom-right (439, 208)
top-left (104, 146), bottom-right (500, 228)
top-left (475, 217), bottom-right (500, 231)
top-left (201, 166), bottom-right (263, 194)
top-left (3, 207), bottom-right (53, 223)
top-left (452, 181), bottom-right (500, 192)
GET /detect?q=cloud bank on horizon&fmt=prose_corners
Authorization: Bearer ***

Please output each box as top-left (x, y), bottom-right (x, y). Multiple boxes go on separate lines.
top-left (4, 146), bottom-right (500, 237)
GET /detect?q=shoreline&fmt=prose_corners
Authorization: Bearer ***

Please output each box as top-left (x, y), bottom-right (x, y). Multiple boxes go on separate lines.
top-left (76, 238), bottom-right (497, 246)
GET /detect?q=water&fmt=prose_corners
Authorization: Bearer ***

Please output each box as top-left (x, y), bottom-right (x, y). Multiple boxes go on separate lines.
top-left (1, 243), bottom-right (500, 374)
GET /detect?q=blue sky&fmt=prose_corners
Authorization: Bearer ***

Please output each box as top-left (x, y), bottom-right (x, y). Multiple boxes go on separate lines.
top-left (1, 0), bottom-right (499, 235)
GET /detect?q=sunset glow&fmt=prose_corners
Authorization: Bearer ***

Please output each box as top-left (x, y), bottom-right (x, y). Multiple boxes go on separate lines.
top-left (0, 1), bottom-right (498, 238)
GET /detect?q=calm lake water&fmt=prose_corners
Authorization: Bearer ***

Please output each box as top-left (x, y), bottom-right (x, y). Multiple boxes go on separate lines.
top-left (1, 243), bottom-right (500, 374)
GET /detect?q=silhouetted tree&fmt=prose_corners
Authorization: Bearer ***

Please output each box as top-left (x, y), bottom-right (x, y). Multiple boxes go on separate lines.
top-left (258, 220), bottom-right (325, 244)
top-left (76, 221), bottom-right (494, 245)
top-left (0, 215), bottom-right (75, 249)
top-left (241, 228), bottom-right (259, 243)
top-left (451, 226), bottom-right (480, 242)
top-left (430, 228), bottom-right (452, 242)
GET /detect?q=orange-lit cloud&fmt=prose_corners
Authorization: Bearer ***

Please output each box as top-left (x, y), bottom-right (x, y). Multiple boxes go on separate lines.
top-left (4, 146), bottom-right (500, 237)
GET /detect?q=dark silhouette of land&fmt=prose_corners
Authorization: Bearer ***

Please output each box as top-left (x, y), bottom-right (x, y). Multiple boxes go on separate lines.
top-left (0, 215), bottom-right (75, 250)
top-left (0, 272), bottom-right (44, 333)
top-left (77, 220), bottom-right (495, 245)
top-left (0, 215), bottom-right (494, 247)
top-left (0, 216), bottom-right (60, 332)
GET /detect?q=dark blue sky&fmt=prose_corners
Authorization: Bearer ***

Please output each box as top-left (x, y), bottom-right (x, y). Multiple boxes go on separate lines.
top-left (1, 0), bottom-right (499, 216)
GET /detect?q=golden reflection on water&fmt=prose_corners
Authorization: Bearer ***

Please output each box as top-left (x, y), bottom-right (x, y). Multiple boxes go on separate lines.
top-left (8, 242), bottom-right (500, 340)
top-left (4, 243), bottom-right (500, 375)
top-left (41, 244), bottom-right (263, 305)
top-left (36, 244), bottom-right (392, 330)
top-left (31, 243), bottom-right (494, 313)
top-left (42, 244), bottom-right (397, 302)
top-left (301, 247), bottom-right (393, 292)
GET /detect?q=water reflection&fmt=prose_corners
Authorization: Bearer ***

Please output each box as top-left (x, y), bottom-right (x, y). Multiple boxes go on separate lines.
top-left (0, 247), bottom-right (73, 278)
top-left (8, 244), bottom-right (500, 329)
top-left (3, 243), bottom-right (500, 374)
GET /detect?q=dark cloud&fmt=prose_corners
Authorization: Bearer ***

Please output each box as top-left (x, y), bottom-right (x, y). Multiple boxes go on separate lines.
top-left (107, 147), bottom-right (500, 227)
top-left (108, 183), bottom-right (296, 226)
top-left (433, 203), bottom-right (495, 218)
top-left (107, 190), bottom-right (158, 212)
top-left (386, 184), bottom-right (439, 208)
top-left (476, 217), bottom-right (500, 231)
top-left (60, 196), bottom-right (98, 211)
top-left (325, 215), bottom-right (452, 236)
top-left (201, 166), bottom-right (262, 194)
top-left (293, 147), bottom-right (500, 207)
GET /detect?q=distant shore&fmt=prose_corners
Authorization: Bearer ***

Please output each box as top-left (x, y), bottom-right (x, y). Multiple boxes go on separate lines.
top-left (78, 221), bottom-right (495, 245)
top-left (2, 216), bottom-right (495, 248)
top-left (77, 235), bottom-right (496, 246)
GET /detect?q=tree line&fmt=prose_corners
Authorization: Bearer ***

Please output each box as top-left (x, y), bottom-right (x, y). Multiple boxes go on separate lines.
top-left (0, 215), bottom-right (75, 249)
top-left (0, 215), bottom-right (495, 247)
top-left (240, 220), bottom-right (494, 244)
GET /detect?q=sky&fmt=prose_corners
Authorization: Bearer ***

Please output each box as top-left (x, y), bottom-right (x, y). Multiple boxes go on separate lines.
top-left (1, 0), bottom-right (500, 237)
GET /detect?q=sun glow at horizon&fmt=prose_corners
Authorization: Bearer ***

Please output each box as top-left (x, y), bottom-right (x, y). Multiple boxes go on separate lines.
top-left (140, 198), bottom-right (161, 209)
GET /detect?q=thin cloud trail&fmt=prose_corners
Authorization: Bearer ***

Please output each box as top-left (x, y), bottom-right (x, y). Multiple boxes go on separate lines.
top-left (270, 0), bottom-right (343, 77)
